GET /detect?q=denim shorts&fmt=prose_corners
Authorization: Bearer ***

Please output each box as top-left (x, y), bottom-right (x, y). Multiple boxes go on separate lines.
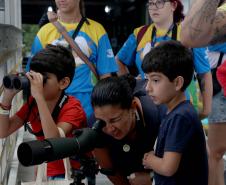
top-left (208, 90), bottom-right (226, 123)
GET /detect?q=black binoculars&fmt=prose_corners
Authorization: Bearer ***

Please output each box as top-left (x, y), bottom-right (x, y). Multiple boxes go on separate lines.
top-left (3, 73), bottom-right (47, 90)
top-left (3, 74), bottom-right (30, 90)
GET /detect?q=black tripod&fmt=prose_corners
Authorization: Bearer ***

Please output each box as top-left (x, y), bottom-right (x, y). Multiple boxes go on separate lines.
top-left (70, 155), bottom-right (99, 185)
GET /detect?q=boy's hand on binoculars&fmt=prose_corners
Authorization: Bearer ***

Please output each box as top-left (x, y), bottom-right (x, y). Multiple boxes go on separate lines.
top-left (26, 71), bottom-right (44, 100)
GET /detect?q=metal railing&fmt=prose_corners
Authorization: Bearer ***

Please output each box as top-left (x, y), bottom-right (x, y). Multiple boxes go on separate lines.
top-left (0, 24), bottom-right (23, 185)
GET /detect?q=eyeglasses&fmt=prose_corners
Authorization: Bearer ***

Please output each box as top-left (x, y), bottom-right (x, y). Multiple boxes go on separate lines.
top-left (146, 0), bottom-right (170, 10)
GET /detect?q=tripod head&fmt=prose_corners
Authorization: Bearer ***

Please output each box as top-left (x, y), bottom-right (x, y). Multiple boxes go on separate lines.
top-left (70, 155), bottom-right (98, 185)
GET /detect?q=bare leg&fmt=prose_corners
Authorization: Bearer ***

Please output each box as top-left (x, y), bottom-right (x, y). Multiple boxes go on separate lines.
top-left (208, 123), bottom-right (226, 185)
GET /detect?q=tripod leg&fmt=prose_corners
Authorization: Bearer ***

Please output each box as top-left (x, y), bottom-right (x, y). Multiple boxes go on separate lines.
top-left (87, 174), bottom-right (96, 185)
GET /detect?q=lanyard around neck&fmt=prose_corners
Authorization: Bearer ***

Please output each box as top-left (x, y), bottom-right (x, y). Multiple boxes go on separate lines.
top-left (71, 16), bottom-right (87, 39)
top-left (151, 24), bottom-right (177, 47)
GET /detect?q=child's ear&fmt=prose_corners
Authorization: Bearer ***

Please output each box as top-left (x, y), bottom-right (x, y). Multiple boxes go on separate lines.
top-left (130, 99), bottom-right (138, 114)
top-left (59, 77), bottom-right (70, 90)
top-left (174, 76), bottom-right (184, 91)
top-left (131, 99), bottom-right (137, 109)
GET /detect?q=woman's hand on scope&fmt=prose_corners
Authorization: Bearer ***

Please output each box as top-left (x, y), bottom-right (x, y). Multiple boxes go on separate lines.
top-left (127, 172), bottom-right (152, 185)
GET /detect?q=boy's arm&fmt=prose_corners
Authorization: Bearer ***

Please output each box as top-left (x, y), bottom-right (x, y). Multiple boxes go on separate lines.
top-left (0, 89), bottom-right (24, 138)
top-left (181, 0), bottom-right (226, 47)
top-left (26, 71), bottom-right (73, 138)
top-left (35, 95), bottom-right (73, 138)
top-left (143, 151), bottom-right (181, 177)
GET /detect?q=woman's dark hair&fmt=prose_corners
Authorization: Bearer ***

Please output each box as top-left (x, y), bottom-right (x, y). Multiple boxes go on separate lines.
top-left (142, 40), bottom-right (194, 91)
top-left (170, 0), bottom-right (185, 23)
top-left (91, 75), bottom-right (136, 109)
top-left (30, 44), bottom-right (75, 84)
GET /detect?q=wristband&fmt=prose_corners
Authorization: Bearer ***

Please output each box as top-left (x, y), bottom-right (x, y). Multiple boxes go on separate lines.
top-left (0, 108), bottom-right (10, 115)
top-left (0, 103), bottom-right (11, 110)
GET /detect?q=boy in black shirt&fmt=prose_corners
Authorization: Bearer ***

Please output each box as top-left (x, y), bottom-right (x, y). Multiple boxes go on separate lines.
top-left (142, 40), bottom-right (208, 185)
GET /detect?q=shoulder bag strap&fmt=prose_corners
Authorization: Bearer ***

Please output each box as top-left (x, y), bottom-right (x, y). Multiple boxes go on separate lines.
top-left (49, 17), bottom-right (99, 79)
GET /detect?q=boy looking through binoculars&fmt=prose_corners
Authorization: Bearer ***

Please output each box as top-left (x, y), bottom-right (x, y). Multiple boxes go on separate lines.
top-left (0, 44), bottom-right (87, 179)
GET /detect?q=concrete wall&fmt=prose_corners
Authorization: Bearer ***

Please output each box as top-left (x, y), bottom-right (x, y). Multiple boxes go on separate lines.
top-left (0, 0), bottom-right (21, 29)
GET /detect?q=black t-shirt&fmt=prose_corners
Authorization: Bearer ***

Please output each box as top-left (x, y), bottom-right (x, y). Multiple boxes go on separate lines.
top-left (155, 101), bottom-right (208, 185)
top-left (88, 79), bottom-right (166, 176)
top-left (103, 94), bottom-right (164, 176)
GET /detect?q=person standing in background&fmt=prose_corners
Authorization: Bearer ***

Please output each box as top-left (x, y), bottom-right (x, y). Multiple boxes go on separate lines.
top-left (0, 45), bottom-right (87, 179)
top-left (26, 0), bottom-right (118, 122)
top-left (116, 0), bottom-right (212, 119)
top-left (181, 0), bottom-right (226, 47)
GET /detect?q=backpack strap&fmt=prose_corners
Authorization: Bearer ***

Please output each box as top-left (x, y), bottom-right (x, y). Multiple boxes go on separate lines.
top-left (137, 25), bottom-right (149, 46)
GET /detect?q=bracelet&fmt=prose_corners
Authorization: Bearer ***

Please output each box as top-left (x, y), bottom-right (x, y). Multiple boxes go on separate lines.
top-left (0, 108), bottom-right (10, 115)
top-left (0, 103), bottom-right (11, 110)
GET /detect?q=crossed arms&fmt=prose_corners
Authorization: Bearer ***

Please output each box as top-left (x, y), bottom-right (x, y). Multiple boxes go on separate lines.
top-left (181, 0), bottom-right (226, 47)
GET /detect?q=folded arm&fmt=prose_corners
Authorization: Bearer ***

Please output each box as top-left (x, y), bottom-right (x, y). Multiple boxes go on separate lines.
top-left (143, 151), bottom-right (181, 177)
top-left (181, 0), bottom-right (226, 47)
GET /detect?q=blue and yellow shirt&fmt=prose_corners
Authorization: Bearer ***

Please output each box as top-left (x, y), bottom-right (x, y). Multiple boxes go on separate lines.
top-left (117, 23), bottom-right (209, 78)
top-left (27, 18), bottom-right (118, 118)
top-left (117, 23), bottom-right (210, 111)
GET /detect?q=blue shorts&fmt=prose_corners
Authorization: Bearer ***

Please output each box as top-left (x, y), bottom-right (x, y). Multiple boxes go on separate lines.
top-left (208, 90), bottom-right (226, 123)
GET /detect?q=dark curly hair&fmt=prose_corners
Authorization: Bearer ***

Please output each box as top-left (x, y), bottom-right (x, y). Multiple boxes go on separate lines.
top-left (30, 44), bottom-right (75, 85)
top-left (142, 40), bottom-right (194, 91)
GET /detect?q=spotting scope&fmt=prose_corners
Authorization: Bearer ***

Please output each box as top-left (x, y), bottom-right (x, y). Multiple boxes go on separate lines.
top-left (17, 120), bottom-right (105, 166)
